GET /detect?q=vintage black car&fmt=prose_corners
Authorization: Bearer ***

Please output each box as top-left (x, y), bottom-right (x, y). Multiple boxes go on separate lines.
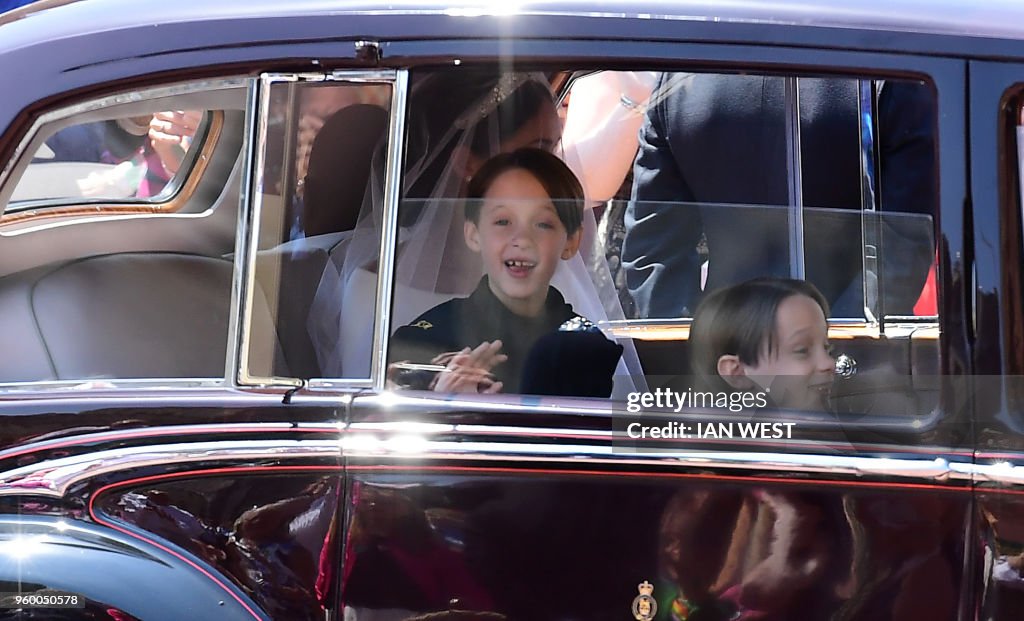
top-left (0, 0), bottom-right (1022, 619)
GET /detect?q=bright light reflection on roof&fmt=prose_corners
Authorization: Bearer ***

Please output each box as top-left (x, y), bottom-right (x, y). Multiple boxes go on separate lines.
top-left (444, 3), bottom-right (521, 17)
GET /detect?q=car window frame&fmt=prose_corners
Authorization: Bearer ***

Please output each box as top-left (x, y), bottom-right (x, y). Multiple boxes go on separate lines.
top-left (0, 79), bottom-right (243, 223)
top-left (281, 39), bottom-right (968, 448)
top-left (237, 69), bottom-right (408, 390)
top-left (0, 75), bottom-right (255, 395)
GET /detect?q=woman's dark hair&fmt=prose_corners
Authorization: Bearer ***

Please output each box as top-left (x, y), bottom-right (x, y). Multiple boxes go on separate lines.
top-left (404, 69), bottom-right (555, 199)
top-left (689, 278), bottom-right (830, 391)
top-left (464, 147), bottom-right (584, 235)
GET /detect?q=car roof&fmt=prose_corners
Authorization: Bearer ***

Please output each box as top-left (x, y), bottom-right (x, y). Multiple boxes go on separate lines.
top-left (4, 0), bottom-right (1024, 43)
top-left (0, 0), bottom-right (1019, 141)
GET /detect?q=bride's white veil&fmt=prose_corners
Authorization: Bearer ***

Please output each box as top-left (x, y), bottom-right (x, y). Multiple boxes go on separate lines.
top-left (309, 68), bottom-right (645, 396)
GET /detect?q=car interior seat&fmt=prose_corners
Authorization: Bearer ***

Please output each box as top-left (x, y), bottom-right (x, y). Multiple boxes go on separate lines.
top-left (0, 252), bottom-right (285, 383)
top-left (302, 103), bottom-right (389, 238)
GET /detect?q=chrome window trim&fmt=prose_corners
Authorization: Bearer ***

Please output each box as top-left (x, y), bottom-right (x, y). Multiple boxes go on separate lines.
top-left (0, 207), bottom-right (228, 238)
top-left (371, 69), bottom-right (409, 392)
top-left (0, 436), bottom-right (986, 500)
top-left (228, 76), bottom-right (262, 388)
top-left (327, 70), bottom-right (403, 83)
top-left (236, 73), bottom-right (300, 388)
top-left (597, 317), bottom-right (931, 328)
top-left (0, 378), bottom-right (230, 394)
top-left (341, 390), bottom-right (945, 431)
top-left (0, 418), bottom-right (965, 467)
top-left (0, 387), bottom-right (295, 409)
top-left (859, 79), bottom-right (883, 325)
top-left (308, 378), bottom-right (376, 391)
top-left (0, 421), bottom-right (343, 462)
top-left (784, 76), bottom-right (806, 280)
top-left (974, 462), bottom-right (1024, 487)
top-left (596, 318), bottom-right (936, 342)
top-left (0, 439), bottom-right (341, 498)
top-left (348, 419), bottom-right (962, 457)
top-left (241, 70), bottom-right (405, 390)
top-left (0, 77), bottom-right (248, 215)
top-left (1019, 123), bottom-right (1024, 249)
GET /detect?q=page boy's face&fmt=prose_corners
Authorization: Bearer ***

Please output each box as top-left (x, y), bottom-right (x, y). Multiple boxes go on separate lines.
top-left (742, 294), bottom-right (835, 410)
top-left (464, 167), bottom-right (581, 317)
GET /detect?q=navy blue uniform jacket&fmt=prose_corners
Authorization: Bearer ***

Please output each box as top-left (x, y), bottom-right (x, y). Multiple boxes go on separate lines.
top-left (390, 278), bottom-right (622, 396)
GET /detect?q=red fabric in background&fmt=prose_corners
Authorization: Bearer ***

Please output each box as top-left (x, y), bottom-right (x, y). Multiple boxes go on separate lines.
top-left (913, 256), bottom-right (938, 316)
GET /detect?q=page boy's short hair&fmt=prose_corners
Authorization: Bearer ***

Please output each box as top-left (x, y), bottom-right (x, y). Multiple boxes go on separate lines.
top-left (689, 277), bottom-right (830, 392)
top-left (465, 148), bottom-right (585, 235)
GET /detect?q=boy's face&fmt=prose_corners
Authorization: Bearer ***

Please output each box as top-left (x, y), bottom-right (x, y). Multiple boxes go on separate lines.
top-left (464, 167), bottom-right (581, 317)
top-left (742, 294), bottom-right (835, 410)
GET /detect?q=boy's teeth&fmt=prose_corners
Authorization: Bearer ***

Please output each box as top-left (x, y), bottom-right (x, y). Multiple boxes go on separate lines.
top-left (506, 260), bottom-right (534, 268)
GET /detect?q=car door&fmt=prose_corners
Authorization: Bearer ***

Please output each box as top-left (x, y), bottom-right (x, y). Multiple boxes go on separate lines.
top-left (0, 73), bottom-right (349, 619)
top-left (0, 64), bottom-right (389, 619)
top-left (965, 59), bottom-right (1024, 621)
top-left (297, 33), bottom-right (978, 619)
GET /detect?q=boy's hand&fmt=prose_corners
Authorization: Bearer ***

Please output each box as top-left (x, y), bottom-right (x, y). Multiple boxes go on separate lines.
top-left (432, 340), bottom-right (508, 394)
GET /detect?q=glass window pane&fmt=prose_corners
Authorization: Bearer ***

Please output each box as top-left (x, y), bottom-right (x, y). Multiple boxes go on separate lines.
top-left (374, 67), bottom-right (940, 420)
top-left (0, 82), bottom-right (247, 385)
top-left (247, 78), bottom-right (393, 381)
top-left (10, 111), bottom-right (212, 207)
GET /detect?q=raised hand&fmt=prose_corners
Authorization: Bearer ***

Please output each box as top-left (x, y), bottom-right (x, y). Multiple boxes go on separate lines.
top-left (148, 110), bottom-right (203, 175)
top-left (432, 340), bottom-right (508, 394)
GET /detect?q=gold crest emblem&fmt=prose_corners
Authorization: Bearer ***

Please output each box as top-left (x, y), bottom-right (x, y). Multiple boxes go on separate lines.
top-left (631, 581), bottom-right (657, 621)
top-left (411, 320), bottom-right (433, 330)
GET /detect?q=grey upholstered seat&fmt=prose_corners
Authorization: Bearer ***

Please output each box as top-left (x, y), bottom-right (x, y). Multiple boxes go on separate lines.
top-left (0, 252), bottom-right (285, 383)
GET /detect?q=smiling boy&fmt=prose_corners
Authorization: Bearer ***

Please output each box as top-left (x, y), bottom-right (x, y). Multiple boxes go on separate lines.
top-left (389, 148), bottom-right (622, 395)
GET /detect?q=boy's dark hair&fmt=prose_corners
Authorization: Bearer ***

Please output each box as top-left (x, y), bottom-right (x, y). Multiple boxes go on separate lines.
top-left (465, 148), bottom-right (585, 235)
top-left (689, 277), bottom-right (830, 391)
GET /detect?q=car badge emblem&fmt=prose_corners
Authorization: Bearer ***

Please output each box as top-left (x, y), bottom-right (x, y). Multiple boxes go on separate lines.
top-left (412, 320), bottom-right (433, 330)
top-left (631, 580), bottom-right (657, 621)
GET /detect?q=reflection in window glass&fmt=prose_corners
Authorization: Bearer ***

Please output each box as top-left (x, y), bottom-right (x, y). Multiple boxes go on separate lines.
top-left (608, 74), bottom-right (938, 322)
top-left (1018, 108), bottom-right (1024, 240)
top-left (379, 68), bottom-right (940, 420)
top-left (11, 111), bottom-right (211, 205)
top-left (248, 78), bottom-right (392, 381)
top-left (0, 83), bottom-right (247, 386)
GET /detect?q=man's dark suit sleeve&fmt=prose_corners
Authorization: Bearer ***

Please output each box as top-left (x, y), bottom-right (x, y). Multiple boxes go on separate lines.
top-left (877, 81), bottom-right (938, 314)
top-left (390, 308), bottom-right (454, 368)
top-left (388, 310), bottom-right (455, 390)
top-left (623, 76), bottom-right (704, 318)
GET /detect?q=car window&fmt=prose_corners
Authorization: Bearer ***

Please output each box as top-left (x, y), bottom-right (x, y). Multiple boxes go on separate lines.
top-left (376, 67), bottom-right (940, 423)
top-left (0, 79), bottom-right (249, 387)
top-left (572, 73), bottom-right (937, 323)
top-left (1, 95), bottom-right (226, 220)
top-left (1019, 107), bottom-right (1024, 239)
top-left (243, 74), bottom-right (396, 384)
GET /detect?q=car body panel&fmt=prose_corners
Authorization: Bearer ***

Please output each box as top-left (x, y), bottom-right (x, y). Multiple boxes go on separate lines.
top-left (0, 515), bottom-right (264, 619)
top-left (0, 1), bottom-right (1020, 620)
